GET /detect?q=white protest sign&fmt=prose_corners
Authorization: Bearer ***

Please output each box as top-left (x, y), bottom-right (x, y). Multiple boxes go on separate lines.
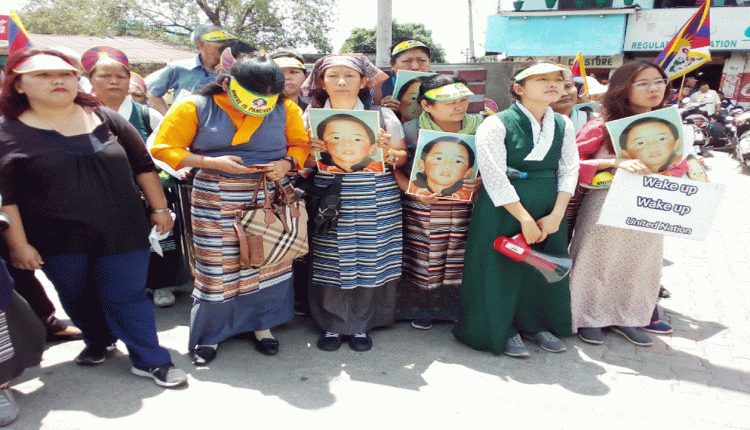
top-left (597, 170), bottom-right (725, 241)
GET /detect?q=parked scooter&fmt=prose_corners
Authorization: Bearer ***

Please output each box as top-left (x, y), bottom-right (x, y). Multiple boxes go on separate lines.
top-left (732, 110), bottom-right (750, 167)
top-left (734, 130), bottom-right (750, 167)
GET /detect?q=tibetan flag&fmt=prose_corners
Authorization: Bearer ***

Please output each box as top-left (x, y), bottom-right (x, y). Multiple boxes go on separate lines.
top-left (8, 10), bottom-right (33, 54)
top-left (570, 52), bottom-right (588, 96)
top-left (484, 98), bottom-right (499, 115)
top-left (655, 1), bottom-right (710, 81)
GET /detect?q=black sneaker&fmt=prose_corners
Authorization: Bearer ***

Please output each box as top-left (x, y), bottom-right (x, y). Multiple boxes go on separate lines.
top-left (411, 319), bottom-right (433, 330)
top-left (74, 345), bottom-right (111, 366)
top-left (348, 333), bottom-right (372, 352)
top-left (317, 332), bottom-right (342, 351)
top-left (131, 363), bottom-right (188, 388)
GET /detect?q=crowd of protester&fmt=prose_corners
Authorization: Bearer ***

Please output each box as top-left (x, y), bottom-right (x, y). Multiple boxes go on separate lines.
top-left (0, 25), bottom-right (688, 426)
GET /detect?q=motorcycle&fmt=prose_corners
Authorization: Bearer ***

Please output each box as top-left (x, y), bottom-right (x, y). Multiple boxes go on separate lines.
top-left (735, 130), bottom-right (750, 167)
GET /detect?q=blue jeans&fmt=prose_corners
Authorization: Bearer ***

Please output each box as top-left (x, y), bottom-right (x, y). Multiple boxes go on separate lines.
top-left (42, 248), bottom-right (172, 370)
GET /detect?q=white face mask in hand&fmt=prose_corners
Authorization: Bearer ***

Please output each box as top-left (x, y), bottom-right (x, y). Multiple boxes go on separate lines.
top-left (148, 212), bottom-right (176, 257)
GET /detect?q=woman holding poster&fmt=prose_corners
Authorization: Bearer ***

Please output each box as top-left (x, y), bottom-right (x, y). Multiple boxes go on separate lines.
top-left (302, 54), bottom-right (407, 352)
top-left (394, 74), bottom-right (483, 330)
top-left (452, 62), bottom-right (579, 358)
top-left (570, 60), bottom-right (674, 347)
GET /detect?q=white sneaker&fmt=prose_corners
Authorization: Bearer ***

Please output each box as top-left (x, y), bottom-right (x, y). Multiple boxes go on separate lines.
top-left (153, 289), bottom-right (176, 307)
top-left (131, 364), bottom-right (188, 388)
top-left (0, 389), bottom-right (19, 427)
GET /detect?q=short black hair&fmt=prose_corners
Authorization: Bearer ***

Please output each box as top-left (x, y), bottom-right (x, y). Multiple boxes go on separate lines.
top-left (220, 40), bottom-right (259, 60)
top-left (420, 136), bottom-right (475, 167)
top-left (197, 55), bottom-right (285, 98)
top-left (316, 113), bottom-right (376, 145)
top-left (619, 116), bottom-right (679, 150)
top-left (232, 56), bottom-right (285, 96)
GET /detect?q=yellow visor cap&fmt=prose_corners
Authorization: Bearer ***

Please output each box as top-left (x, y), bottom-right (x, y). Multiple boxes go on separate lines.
top-left (591, 171), bottom-right (614, 187)
top-left (424, 83), bottom-right (473, 101)
top-left (228, 78), bottom-right (279, 116)
top-left (273, 57), bottom-right (305, 70)
top-left (392, 40), bottom-right (429, 57)
top-left (201, 30), bottom-right (236, 42)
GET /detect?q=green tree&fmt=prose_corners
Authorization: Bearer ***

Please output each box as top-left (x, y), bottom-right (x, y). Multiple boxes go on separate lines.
top-left (340, 20), bottom-right (446, 64)
top-left (20, 0), bottom-right (134, 37)
top-left (20, 0), bottom-right (336, 52)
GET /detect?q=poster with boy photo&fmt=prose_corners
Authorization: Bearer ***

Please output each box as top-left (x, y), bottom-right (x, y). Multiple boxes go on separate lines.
top-left (393, 70), bottom-right (436, 122)
top-left (309, 109), bottom-right (385, 173)
top-left (605, 106), bottom-right (695, 178)
top-left (407, 130), bottom-right (478, 202)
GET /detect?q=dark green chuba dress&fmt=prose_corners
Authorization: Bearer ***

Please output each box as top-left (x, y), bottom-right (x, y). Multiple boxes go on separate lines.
top-left (453, 104), bottom-right (573, 355)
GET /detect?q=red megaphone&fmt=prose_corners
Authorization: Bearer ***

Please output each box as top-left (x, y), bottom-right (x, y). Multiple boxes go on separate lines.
top-left (493, 234), bottom-right (571, 283)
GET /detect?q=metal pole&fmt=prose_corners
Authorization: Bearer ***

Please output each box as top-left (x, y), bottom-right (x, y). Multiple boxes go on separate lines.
top-left (376, 0), bottom-right (392, 68)
top-left (468, 0), bottom-right (475, 61)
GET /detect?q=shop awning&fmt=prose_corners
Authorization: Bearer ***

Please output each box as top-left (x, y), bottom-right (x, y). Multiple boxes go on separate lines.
top-left (485, 9), bottom-right (632, 56)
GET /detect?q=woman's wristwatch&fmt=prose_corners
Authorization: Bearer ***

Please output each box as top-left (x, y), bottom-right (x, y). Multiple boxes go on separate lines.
top-left (151, 208), bottom-right (171, 214)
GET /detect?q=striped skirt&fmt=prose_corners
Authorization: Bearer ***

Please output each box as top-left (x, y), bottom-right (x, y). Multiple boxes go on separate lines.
top-left (0, 293), bottom-right (45, 383)
top-left (308, 171), bottom-right (402, 334)
top-left (0, 312), bottom-right (13, 364)
top-left (188, 171), bottom-right (295, 348)
top-left (395, 195), bottom-right (472, 321)
top-left (191, 170), bottom-right (294, 302)
top-left (311, 171), bottom-right (402, 289)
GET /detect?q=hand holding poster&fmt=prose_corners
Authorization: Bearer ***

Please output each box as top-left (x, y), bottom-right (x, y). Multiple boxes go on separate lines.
top-left (604, 106), bottom-right (710, 181)
top-left (309, 109), bottom-right (384, 173)
top-left (598, 105), bottom-right (721, 239)
top-left (406, 130), bottom-right (478, 202)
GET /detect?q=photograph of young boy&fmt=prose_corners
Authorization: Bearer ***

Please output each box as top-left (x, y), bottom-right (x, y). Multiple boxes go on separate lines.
top-left (408, 136), bottom-right (476, 201)
top-left (617, 116), bottom-right (683, 174)
top-left (315, 113), bottom-right (384, 173)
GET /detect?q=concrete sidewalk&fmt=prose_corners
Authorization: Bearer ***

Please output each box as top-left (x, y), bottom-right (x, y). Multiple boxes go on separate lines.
top-left (9, 152), bottom-right (750, 430)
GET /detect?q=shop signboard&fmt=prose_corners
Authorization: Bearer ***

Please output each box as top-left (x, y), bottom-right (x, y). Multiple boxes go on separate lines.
top-left (719, 53), bottom-right (747, 101)
top-left (513, 55), bottom-right (623, 68)
top-left (0, 15), bottom-right (8, 49)
top-left (624, 7), bottom-right (750, 51)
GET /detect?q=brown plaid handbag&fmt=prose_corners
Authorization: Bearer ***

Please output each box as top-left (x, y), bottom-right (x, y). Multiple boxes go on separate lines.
top-left (233, 173), bottom-right (309, 269)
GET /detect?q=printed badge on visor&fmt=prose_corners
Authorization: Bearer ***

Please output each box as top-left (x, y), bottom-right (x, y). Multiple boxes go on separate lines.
top-left (424, 83), bottom-right (473, 101)
top-left (228, 78), bottom-right (278, 116)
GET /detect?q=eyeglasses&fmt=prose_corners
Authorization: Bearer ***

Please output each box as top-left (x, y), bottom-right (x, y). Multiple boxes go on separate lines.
top-left (631, 79), bottom-right (669, 89)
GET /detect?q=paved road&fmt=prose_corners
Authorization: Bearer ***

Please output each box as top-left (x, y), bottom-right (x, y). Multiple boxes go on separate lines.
top-left (9, 151), bottom-right (750, 430)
